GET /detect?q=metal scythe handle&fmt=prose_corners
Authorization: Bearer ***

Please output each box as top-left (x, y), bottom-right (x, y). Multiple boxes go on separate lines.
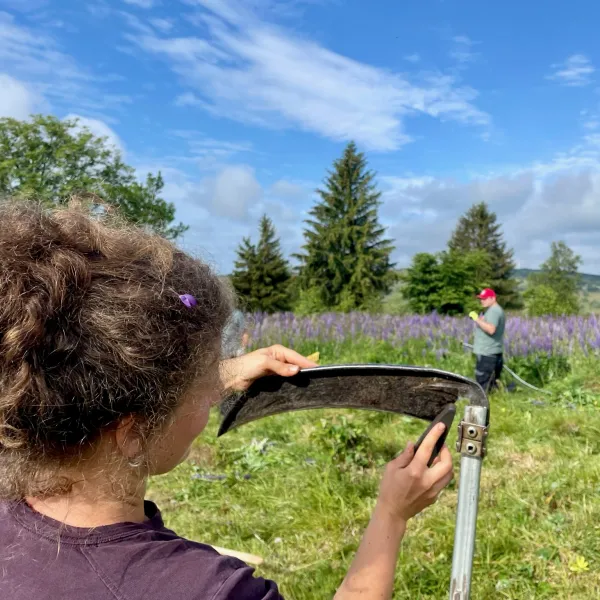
top-left (449, 404), bottom-right (488, 600)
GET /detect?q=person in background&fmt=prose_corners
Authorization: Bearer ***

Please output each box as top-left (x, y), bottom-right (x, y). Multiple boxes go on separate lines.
top-left (221, 309), bottom-right (249, 359)
top-left (220, 309), bottom-right (250, 417)
top-left (0, 200), bottom-right (453, 600)
top-left (469, 288), bottom-right (506, 393)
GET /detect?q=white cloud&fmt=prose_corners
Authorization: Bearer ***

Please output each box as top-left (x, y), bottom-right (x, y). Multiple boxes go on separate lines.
top-left (174, 92), bottom-right (196, 107)
top-left (450, 35), bottom-right (479, 66)
top-left (123, 0), bottom-right (156, 8)
top-left (64, 114), bottom-right (125, 154)
top-left (160, 163), bottom-right (263, 221)
top-left (380, 136), bottom-right (600, 273)
top-left (0, 74), bottom-right (43, 119)
top-left (0, 0), bottom-right (48, 12)
top-left (404, 54), bottom-right (421, 63)
top-left (259, 0), bottom-right (335, 19)
top-left (0, 11), bottom-right (130, 114)
top-left (87, 2), bottom-right (111, 19)
top-left (187, 137), bottom-right (252, 161)
top-left (150, 17), bottom-right (174, 32)
top-left (269, 179), bottom-right (310, 200)
top-left (119, 12), bottom-right (173, 36)
top-left (174, 91), bottom-right (209, 108)
top-left (157, 130), bottom-right (253, 171)
top-left (0, 12), bottom-right (85, 83)
top-left (548, 54), bottom-right (595, 87)
top-left (119, 11), bottom-right (154, 34)
top-left (142, 130), bottom-right (600, 275)
top-left (138, 161), bottom-right (312, 271)
top-left (208, 165), bottom-right (263, 219)
top-left (127, 0), bottom-right (490, 151)
top-left (580, 109), bottom-right (600, 131)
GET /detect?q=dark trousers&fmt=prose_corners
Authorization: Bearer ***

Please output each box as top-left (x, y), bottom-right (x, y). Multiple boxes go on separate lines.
top-left (475, 353), bottom-right (503, 393)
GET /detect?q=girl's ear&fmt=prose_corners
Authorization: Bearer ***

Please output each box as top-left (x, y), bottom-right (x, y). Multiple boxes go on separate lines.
top-left (114, 416), bottom-right (143, 460)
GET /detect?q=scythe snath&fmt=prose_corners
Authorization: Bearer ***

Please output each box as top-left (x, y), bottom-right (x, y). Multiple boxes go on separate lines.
top-left (219, 365), bottom-right (489, 600)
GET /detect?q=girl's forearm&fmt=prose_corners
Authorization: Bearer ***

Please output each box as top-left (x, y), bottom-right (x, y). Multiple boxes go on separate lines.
top-left (334, 504), bottom-right (407, 600)
top-left (219, 358), bottom-right (238, 393)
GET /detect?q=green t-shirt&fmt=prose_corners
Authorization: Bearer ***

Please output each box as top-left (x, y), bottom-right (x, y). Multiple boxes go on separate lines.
top-left (473, 303), bottom-right (505, 356)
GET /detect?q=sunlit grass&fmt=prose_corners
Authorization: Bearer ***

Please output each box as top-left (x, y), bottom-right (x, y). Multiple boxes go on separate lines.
top-left (147, 340), bottom-right (600, 599)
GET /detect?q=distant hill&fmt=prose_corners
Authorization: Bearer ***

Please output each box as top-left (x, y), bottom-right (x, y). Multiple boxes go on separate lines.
top-left (225, 269), bottom-right (600, 289)
top-left (391, 268), bottom-right (600, 291)
top-left (513, 269), bottom-right (600, 292)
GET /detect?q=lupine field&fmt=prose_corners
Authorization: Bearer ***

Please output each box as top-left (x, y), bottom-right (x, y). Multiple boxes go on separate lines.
top-left (250, 312), bottom-right (600, 359)
top-left (148, 313), bottom-right (600, 599)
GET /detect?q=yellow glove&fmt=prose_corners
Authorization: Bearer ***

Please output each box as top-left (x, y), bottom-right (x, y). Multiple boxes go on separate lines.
top-left (469, 311), bottom-right (479, 321)
top-left (306, 351), bottom-right (320, 364)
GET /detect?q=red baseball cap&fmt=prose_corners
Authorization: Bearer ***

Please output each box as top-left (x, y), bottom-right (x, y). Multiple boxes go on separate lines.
top-left (476, 288), bottom-right (496, 299)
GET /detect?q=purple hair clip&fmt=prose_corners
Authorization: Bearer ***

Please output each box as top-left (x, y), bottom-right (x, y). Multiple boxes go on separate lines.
top-left (179, 294), bottom-right (197, 308)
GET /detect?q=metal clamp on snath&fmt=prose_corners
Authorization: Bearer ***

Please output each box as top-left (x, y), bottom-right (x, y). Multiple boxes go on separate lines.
top-left (456, 419), bottom-right (488, 458)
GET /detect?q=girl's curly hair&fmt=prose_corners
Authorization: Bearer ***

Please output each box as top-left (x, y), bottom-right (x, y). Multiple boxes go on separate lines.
top-left (0, 199), bottom-right (232, 499)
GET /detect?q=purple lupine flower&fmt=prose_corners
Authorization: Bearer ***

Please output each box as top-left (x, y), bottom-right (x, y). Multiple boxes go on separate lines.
top-left (246, 311), bottom-right (600, 360)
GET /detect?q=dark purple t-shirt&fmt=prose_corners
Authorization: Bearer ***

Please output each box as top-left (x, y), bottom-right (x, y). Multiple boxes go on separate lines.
top-left (0, 500), bottom-right (283, 600)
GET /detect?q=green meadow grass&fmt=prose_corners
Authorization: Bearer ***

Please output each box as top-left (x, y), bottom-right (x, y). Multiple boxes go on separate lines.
top-left (147, 342), bottom-right (600, 599)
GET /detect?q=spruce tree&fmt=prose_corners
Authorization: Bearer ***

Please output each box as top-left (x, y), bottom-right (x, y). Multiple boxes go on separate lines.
top-left (448, 202), bottom-right (520, 308)
top-left (231, 237), bottom-right (257, 308)
top-left (295, 142), bottom-right (395, 311)
top-left (401, 253), bottom-right (442, 314)
top-left (231, 215), bottom-right (291, 313)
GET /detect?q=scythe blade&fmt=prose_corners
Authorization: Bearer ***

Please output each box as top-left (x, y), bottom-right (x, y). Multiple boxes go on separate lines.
top-left (218, 364), bottom-right (488, 436)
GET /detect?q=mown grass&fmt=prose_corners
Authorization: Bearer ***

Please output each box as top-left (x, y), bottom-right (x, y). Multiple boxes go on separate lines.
top-left (147, 341), bottom-right (600, 599)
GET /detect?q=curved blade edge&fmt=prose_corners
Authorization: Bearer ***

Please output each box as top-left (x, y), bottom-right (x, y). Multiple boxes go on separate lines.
top-left (218, 364), bottom-right (488, 436)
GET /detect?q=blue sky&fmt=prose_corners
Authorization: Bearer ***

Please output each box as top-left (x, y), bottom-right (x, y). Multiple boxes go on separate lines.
top-left (2, 0), bottom-right (600, 274)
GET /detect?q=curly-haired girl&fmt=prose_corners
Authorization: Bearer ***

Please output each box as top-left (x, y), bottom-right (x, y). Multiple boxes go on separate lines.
top-left (0, 200), bottom-right (453, 600)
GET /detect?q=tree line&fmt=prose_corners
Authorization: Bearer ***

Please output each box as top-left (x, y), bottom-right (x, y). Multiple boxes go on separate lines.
top-left (0, 114), bottom-right (583, 317)
top-left (232, 142), bottom-right (395, 314)
top-left (232, 145), bottom-right (582, 317)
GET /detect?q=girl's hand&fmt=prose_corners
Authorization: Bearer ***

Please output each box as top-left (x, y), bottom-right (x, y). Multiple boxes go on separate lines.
top-left (334, 424), bottom-right (454, 600)
top-left (374, 423), bottom-right (454, 525)
top-left (220, 345), bottom-right (318, 393)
